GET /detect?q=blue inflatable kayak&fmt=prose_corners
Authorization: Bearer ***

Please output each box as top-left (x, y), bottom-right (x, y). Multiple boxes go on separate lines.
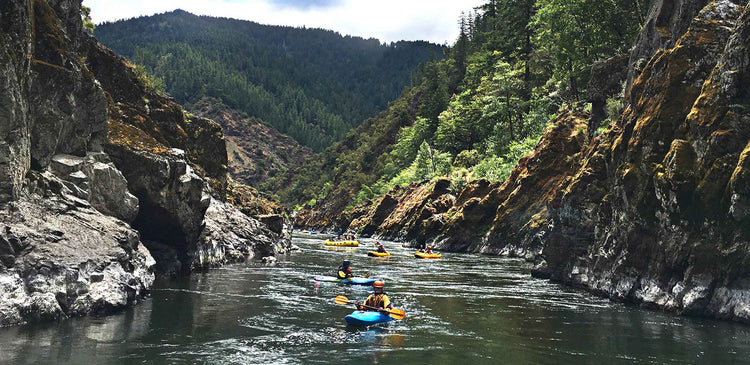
top-left (313, 276), bottom-right (379, 285)
top-left (345, 310), bottom-right (394, 326)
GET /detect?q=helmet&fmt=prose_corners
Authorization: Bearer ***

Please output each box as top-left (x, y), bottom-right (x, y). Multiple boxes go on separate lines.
top-left (373, 280), bottom-right (384, 288)
top-left (343, 260), bottom-right (350, 266)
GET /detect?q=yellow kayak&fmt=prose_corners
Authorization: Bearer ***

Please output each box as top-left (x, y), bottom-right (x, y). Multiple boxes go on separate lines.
top-left (414, 251), bottom-right (441, 259)
top-left (367, 251), bottom-right (392, 257)
top-left (324, 239), bottom-right (359, 247)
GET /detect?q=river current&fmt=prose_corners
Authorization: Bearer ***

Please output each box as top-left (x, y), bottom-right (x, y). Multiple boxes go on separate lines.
top-left (1, 234), bottom-right (749, 364)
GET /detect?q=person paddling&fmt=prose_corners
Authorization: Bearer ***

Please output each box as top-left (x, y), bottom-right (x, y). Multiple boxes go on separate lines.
top-left (337, 260), bottom-right (354, 279)
top-left (356, 281), bottom-right (394, 314)
top-left (375, 242), bottom-right (387, 254)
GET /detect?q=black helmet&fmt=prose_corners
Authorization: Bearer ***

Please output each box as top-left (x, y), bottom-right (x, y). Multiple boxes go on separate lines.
top-left (343, 260), bottom-right (350, 266)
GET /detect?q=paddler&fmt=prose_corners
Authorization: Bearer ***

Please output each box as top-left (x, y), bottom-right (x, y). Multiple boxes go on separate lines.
top-left (375, 242), bottom-right (388, 254)
top-left (356, 281), bottom-right (394, 313)
top-left (337, 260), bottom-right (354, 279)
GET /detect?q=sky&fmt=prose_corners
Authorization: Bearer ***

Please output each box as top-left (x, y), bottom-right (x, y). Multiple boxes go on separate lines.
top-left (83, 0), bottom-right (486, 44)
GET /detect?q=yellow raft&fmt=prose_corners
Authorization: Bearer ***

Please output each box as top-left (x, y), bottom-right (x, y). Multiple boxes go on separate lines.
top-left (324, 239), bottom-right (359, 247)
top-left (367, 251), bottom-right (392, 257)
top-left (414, 251), bottom-right (442, 259)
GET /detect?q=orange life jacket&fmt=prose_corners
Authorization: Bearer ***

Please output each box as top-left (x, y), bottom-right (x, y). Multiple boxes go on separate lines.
top-left (364, 293), bottom-right (391, 309)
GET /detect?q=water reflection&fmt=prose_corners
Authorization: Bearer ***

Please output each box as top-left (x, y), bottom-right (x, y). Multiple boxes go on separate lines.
top-left (0, 299), bottom-right (153, 364)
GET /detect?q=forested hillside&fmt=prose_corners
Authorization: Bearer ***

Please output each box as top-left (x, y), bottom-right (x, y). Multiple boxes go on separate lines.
top-left (288, 0), bottom-right (645, 218)
top-left (95, 10), bottom-right (444, 151)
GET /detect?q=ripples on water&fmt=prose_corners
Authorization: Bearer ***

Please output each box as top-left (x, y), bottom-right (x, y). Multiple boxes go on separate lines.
top-left (1, 234), bottom-right (750, 364)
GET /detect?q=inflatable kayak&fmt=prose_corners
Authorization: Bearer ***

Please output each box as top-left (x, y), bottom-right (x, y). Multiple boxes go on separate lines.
top-left (314, 275), bottom-right (379, 285)
top-left (414, 251), bottom-right (442, 259)
top-left (345, 310), bottom-right (394, 326)
top-left (324, 239), bottom-right (359, 247)
top-left (367, 251), bottom-right (392, 257)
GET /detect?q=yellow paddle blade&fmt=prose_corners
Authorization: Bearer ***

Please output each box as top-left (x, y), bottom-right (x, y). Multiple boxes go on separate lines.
top-left (388, 308), bottom-right (406, 320)
top-left (334, 296), bottom-right (351, 305)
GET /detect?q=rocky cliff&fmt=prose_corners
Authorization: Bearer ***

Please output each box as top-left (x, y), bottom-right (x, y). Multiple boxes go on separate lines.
top-left (190, 97), bottom-right (313, 188)
top-left (0, 0), bottom-right (290, 326)
top-left (537, 0), bottom-right (750, 322)
top-left (344, 112), bottom-right (588, 258)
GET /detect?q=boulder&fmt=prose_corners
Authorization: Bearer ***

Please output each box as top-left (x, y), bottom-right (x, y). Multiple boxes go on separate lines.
top-left (0, 171), bottom-right (154, 327)
top-left (193, 198), bottom-right (290, 270)
top-left (49, 153), bottom-right (139, 223)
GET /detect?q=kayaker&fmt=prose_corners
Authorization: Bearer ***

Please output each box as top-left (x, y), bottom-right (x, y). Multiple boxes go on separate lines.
top-left (425, 246), bottom-right (434, 254)
top-left (376, 242), bottom-right (387, 253)
top-left (356, 281), bottom-right (393, 313)
top-left (337, 260), bottom-right (354, 279)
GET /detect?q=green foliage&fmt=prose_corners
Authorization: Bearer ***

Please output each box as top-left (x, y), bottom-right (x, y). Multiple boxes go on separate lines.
top-left (95, 11), bottom-right (444, 151)
top-left (533, 0), bottom-right (641, 101)
top-left (271, 0), bottom-right (644, 210)
top-left (132, 63), bottom-right (166, 95)
top-left (81, 5), bottom-right (95, 32)
top-left (473, 136), bottom-right (538, 182)
top-left (454, 149), bottom-right (480, 168)
top-left (435, 54), bottom-right (531, 155)
top-left (414, 141), bottom-right (453, 180)
top-left (606, 96), bottom-right (624, 122)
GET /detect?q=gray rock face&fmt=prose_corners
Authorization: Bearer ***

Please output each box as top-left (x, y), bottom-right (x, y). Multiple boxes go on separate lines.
top-left (587, 54), bottom-right (629, 135)
top-left (106, 145), bottom-right (210, 253)
top-left (27, 0), bottom-right (108, 169)
top-left (626, 0), bottom-right (709, 92)
top-left (194, 198), bottom-right (291, 270)
top-left (0, 1), bottom-right (33, 203)
top-left (49, 153), bottom-right (139, 223)
top-left (625, 0), bottom-right (745, 93)
top-left (0, 171), bottom-right (154, 327)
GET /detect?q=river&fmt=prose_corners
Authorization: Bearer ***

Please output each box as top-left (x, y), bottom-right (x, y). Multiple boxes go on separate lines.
top-left (1, 234), bottom-right (749, 364)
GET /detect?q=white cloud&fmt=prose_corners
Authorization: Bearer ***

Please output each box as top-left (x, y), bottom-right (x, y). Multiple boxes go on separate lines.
top-left (84, 0), bottom-right (485, 44)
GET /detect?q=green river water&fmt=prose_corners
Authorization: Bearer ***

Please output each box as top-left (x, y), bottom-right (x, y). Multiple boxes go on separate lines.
top-left (1, 234), bottom-right (750, 364)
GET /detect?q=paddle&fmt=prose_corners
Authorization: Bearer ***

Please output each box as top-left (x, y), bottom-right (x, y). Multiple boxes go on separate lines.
top-left (334, 295), bottom-right (406, 320)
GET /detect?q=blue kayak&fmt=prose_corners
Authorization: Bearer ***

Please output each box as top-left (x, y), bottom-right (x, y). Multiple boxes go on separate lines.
top-left (314, 276), bottom-right (379, 285)
top-left (345, 310), bottom-right (394, 326)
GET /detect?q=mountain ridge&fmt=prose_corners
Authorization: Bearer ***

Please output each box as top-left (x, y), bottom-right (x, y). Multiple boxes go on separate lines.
top-left (94, 10), bottom-right (445, 151)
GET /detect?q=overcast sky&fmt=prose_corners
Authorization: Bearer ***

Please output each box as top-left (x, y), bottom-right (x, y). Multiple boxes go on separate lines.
top-left (83, 0), bottom-right (486, 44)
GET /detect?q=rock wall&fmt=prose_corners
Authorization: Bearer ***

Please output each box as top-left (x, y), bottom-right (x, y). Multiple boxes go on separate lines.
top-left (0, 0), bottom-right (290, 326)
top-left (537, 1), bottom-right (750, 322)
top-left (343, 112), bottom-right (588, 256)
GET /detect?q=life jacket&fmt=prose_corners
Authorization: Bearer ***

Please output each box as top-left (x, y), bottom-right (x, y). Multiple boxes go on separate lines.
top-left (364, 293), bottom-right (391, 309)
top-left (337, 266), bottom-right (352, 279)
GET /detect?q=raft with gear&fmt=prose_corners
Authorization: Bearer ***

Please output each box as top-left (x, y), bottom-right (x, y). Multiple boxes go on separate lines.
top-left (314, 275), bottom-right (379, 285)
top-left (324, 239), bottom-right (359, 247)
top-left (344, 310), bottom-right (394, 326)
top-left (367, 251), bottom-right (392, 257)
top-left (414, 251), bottom-right (442, 259)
